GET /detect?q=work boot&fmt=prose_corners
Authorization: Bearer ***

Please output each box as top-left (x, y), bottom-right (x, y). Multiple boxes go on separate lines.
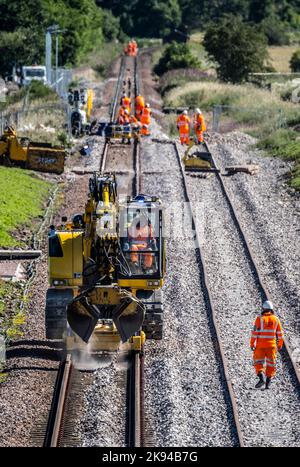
top-left (265, 376), bottom-right (272, 389)
top-left (255, 372), bottom-right (265, 388)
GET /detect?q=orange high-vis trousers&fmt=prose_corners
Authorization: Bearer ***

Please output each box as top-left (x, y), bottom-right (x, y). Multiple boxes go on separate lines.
top-left (253, 347), bottom-right (277, 378)
top-left (195, 129), bottom-right (204, 143)
top-left (130, 243), bottom-right (153, 268)
top-left (179, 131), bottom-right (189, 144)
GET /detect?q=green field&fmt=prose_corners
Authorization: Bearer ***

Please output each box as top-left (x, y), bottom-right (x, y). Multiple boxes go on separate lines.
top-left (0, 167), bottom-right (51, 247)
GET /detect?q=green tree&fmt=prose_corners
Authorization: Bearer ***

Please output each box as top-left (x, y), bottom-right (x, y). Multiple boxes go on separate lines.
top-left (203, 15), bottom-right (268, 83)
top-left (154, 41), bottom-right (201, 76)
top-left (249, 0), bottom-right (273, 22)
top-left (0, 0), bottom-right (106, 75)
top-left (290, 50), bottom-right (300, 72)
top-left (259, 16), bottom-right (290, 45)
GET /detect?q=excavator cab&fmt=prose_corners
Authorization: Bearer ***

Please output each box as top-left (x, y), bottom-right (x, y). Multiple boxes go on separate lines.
top-left (118, 195), bottom-right (164, 282)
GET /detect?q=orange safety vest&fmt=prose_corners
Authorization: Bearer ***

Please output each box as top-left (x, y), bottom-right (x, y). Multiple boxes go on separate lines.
top-left (250, 312), bottom-right (284, 349)
top-left (135, 95), bottom-right (145, 108)
top-left (128, 223), bottom-right (153, 242)
top-left (177, 114), bottom-right (190, 132)
top-left (122, 96), bottom-right (131, 109)
top-left (194, 114), bottom-right (206, 132)
top-left (141, 107), bottom-right (151, 125)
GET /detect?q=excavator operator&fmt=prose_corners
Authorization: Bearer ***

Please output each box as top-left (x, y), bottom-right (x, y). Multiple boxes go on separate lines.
top-left (125, 210), bottom-right (155, 272)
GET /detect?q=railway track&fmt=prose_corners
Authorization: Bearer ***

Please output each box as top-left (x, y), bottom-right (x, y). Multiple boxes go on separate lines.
top-left (173, 141), bottom-right (300, 446)
top-left (44, 54), bottom-right (144, 448)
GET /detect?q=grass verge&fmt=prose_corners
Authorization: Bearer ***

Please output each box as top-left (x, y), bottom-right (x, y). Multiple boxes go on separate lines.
top-left (0, 167), bottom-right (52, 247)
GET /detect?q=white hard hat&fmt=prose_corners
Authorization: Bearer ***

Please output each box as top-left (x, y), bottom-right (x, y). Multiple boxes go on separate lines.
top-left (195, 108), bottom-right (201, 114)
top-left (262, 300), bottom-right (273, 311)
top-left (124, 109), bottom-right (129, 115)
top-left (183, 110), bottom-right (188, 115)
top-left (146, 103), bottom-right (150, 108)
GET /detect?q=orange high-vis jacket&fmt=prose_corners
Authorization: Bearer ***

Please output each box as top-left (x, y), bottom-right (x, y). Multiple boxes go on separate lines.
top-left (194, 114), bottom-right (206, 132)
top-left (250, 312), bottom-right (284, 349)
top-left (122, 96), bottom-right (131, 109)
top-left (135, 95), bottom-right (145, 108)
top-left (128, 223), bottom-right (153, 242)
top-left (177, 114), bottom-right (190, 132)
top-left (141, 107), bottom-right (151, 125)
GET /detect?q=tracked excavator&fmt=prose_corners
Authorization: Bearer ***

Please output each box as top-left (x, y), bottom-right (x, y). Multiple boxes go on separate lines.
top-left (46, 173), bottom-right (165, 352)
top-left (0, 126), bottom-right (66, 174)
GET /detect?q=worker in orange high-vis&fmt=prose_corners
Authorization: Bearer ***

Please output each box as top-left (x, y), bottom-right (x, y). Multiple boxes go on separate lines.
top-left (130, 114), bottom-right (141, 134)
top-left (128, 214), bottom-right (154, 269)
top-left (118, 106), bottom-right (126, 124)
top-left (194, 108), bottom-right (206, 144)
top-left (140, 103), bottom-right (151, 136)
top-left (177, 110), bottom-right (191, 145)
top-left (250, 300), bottom-right (284, 389)
top-left (135, 94), bottom-right (145, 120)
top-left (132, 39), bottom-right (138, 56)
top-left (121, 93), bottom-right (131, 113)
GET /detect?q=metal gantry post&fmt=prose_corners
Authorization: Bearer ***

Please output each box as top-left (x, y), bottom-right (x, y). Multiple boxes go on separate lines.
top-left (46, 29), bottom-right (53, 85)
top-left (212, 105), bottom-right (222, 132)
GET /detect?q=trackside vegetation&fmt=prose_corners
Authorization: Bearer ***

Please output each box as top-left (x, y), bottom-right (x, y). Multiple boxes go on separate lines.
top-left (0, 167), bottom-right (52, 247)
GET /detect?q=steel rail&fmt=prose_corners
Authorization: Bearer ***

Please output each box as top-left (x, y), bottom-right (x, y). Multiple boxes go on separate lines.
top-left (99, 54), bottom-right (144, 447)
top-left (44, 353), bottom-right (72, 447)
top-left (206, 143), bottom-right (300, 387)
top-left (173, 142), bottom-right (245, 447)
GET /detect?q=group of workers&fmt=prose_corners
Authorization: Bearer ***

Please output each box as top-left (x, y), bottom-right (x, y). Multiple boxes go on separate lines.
top-left (177, 108), bottom-right (207, 145)
top-left (124, 39), bottom-right (138, 57)
top-left (118, 92), bottom-right (151, 136)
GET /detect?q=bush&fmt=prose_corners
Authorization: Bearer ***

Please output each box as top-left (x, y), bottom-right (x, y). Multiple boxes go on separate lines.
top-left (28, 81), bottom-right (56, 100)
top-left (259, 17), bottom-right (290, 45)
top-left (154, 42), bottom-right (201, 76)
top-left (257, 128), bottom-right (300, 160)
top-left (203, 15), bottom-right (268, 83)
top-left (290, 49), bottom-right (300, 72)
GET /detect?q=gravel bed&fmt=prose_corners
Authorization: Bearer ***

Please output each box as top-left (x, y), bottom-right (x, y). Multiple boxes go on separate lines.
top-left (183, 161), bottom-right (300, 447)
top-left (141, 133), bottom-right (237, 446)
top-left (208, 133), bottom-right (300, 361)
top-left (78, 352), bottom-right (128, 447)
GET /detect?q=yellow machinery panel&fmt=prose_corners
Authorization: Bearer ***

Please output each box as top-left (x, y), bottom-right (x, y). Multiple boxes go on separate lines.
top-left (49, 231), bottom-right (83, 286)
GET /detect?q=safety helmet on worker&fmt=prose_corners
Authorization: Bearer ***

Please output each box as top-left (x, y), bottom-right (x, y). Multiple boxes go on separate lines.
top-left (183, 110), bottom-right (188, 115)
top-left (145, 103), bottom-right (150, 108)
top-left (195, 108), bottom-right (202, 114)
top-left (124, 109), bottom-right (129, 115)
top-left (262, 300), bottom-right (274, 312)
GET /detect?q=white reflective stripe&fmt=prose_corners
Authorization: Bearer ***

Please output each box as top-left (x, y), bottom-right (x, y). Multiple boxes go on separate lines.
top-left (257, 329), bottom-right (276, 333)
top-left (266, 362), bottom-right (276, 367)
top-left (254, 359), bottom-right (265, 364)
top-left (260, 316), bottom-right (264, 330)
top-left (256, 335), bottom-right (276, 339)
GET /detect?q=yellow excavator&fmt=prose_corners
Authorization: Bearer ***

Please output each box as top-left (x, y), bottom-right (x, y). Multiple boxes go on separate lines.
top-left (46, 173), bottom-right (165, 352)
top-left (0, 126), bottom-right (66, 174)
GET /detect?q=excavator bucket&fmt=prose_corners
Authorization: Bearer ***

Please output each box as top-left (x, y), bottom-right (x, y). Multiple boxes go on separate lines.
top-left (112, 297), bottom-right (145, 343)
top-left (67, 292), bottom-right (145, 344)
